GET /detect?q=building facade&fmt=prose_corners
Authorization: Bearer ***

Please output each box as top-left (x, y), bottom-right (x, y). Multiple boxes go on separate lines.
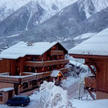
top-left (0, 42), bottom-right (69, 94)
top-left (69, 29), bottom-right (108, 99)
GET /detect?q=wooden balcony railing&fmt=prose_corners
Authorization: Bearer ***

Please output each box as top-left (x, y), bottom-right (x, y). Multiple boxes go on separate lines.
top-left (0, 67), bottom-right (68, 84)
top-left (0, 75), bottom-right (35, 83)
top-left (51, 50), bottom-right (64, 55)
top-left (0, 72), bottom-right (51, 84)
top-left (85, 76), bottom-right (96, 89)
top-left (25, 59), bottom-right (69, 67)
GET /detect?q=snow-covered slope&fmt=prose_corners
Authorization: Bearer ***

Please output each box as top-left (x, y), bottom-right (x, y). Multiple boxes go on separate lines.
top-left (1, 0), bottom-right (108, 22)
top-left (78, 0), bottom-right (108, 18)
top-left (35, 0), bottom-right (78, 22)
top-left (0, 0), bottom-right (79, 36)
top-left (0, 0), bottom-right (77, 22)
top-left (0, 0), bottom-right (78, 33)
top-left (0, 0), bottom-right (31, 22)
top-left (24, 0), bottom-right (78, 29)
top-left (0, 0), bottom-right (31, 10)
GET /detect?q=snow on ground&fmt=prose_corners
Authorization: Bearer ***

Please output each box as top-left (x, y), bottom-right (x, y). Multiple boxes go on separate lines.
top-left (61, 72), bottom-right (88, 89)
top-left (72, 99), bottom-right (108, 108)
top-left (61, 70), bottom-right (90, 99)
top-left (0, 76), bottom-right (107, 108)
top-left (1, 99), bottom-right (108, 108)
top-left (62, 56), bottom-right (93, 99)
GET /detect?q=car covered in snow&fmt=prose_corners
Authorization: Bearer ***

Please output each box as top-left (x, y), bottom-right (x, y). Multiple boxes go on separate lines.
top-left (6, 96), bottom-right (30, 107)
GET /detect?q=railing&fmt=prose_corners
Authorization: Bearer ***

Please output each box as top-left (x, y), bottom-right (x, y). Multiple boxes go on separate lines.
top-left (85, 76), bottom-right (96, 89)
top-left (0, 72), bottom-right (51, 84)
top-left (51, 50), bottom-right (64, 55)
top-left (0, 76), bottom-right (20, 83)
top-left (25, 59), bottom-right (69, 67)
top-left (0, 68), bottom-right (68, 84)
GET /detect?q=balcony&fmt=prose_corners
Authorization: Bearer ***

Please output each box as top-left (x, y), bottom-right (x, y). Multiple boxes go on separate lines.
top-left (51, 50), bottom-right (64, 55)
top-left (25, 59), bottom-right (69, 67)
top-left (0, 67), bottom-right (68, 84)
top-left (0, 73), bottom-right (36, 83)
top-left (85, 76), bottom-right (96, 89)
top-left (0, 72), bottom-right (51, 84)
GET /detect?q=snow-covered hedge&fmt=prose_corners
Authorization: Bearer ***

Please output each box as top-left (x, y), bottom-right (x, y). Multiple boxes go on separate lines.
top-left (31, 81), bottom-right (74, 108)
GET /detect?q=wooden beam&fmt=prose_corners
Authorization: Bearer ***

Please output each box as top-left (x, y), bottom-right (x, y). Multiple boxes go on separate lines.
top-left (10, 60), bottom-right (16, 75)
top-left (19, 58), bottom-right (25, 75)
top-left (87, 88), bottom-right (96, 100)
top-left (87, 65), bottom-right (96, 76)
top-left (70, 54), bottom-right (108, 59)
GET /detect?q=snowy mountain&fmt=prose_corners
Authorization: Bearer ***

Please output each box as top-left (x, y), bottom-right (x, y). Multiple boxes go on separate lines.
top-left (0, 0), bottom-right (77, 22)
top-left (1, 0), bottom-right (108, 21)
top-left (0, 0), bottom-right (78, 34)
top-left (0, 0), bottom-right (108, 49)
top-left (0, 0), bottom-right (31, 22)
top-left (78, 0), bottom-right (108, 18)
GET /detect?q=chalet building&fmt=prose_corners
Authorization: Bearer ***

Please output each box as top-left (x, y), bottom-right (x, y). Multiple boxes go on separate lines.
top-left (0, 41), bottom-right (69, 94)
top-left (69, 28), bottom-right (108, 99)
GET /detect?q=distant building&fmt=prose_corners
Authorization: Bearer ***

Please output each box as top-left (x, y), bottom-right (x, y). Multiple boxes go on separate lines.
top-left (0, 41), bottom-right (68, 94)
top-left (69, 29), bottom-right (108, 99)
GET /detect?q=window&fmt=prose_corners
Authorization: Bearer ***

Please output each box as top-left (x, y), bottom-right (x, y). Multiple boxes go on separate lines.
top-left (49, 66), bottom-right (52, 71)
top-left (0, 93), bottom-right (3, 101)
top-left (31, 80), bottom-right (37, 86)
top-left (23, 82), bottom-right (28, 89)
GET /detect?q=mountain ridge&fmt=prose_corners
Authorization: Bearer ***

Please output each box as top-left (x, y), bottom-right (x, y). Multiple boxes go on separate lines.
top-left (0, 0), bottom-right (108, 49)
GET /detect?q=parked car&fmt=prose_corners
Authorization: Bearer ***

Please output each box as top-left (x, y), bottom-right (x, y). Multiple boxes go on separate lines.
top-left (6, 96), bottom-right (30, 107)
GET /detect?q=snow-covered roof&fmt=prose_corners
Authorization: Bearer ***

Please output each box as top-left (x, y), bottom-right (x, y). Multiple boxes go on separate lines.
top-left (0, 87), bottom-right (14, 92)
top-left (0, 41), bottom-right (58, 59)
top-left (69, 28), bottom-right (108, 56)
top-left (51, 70), bottom-right (61, 77)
